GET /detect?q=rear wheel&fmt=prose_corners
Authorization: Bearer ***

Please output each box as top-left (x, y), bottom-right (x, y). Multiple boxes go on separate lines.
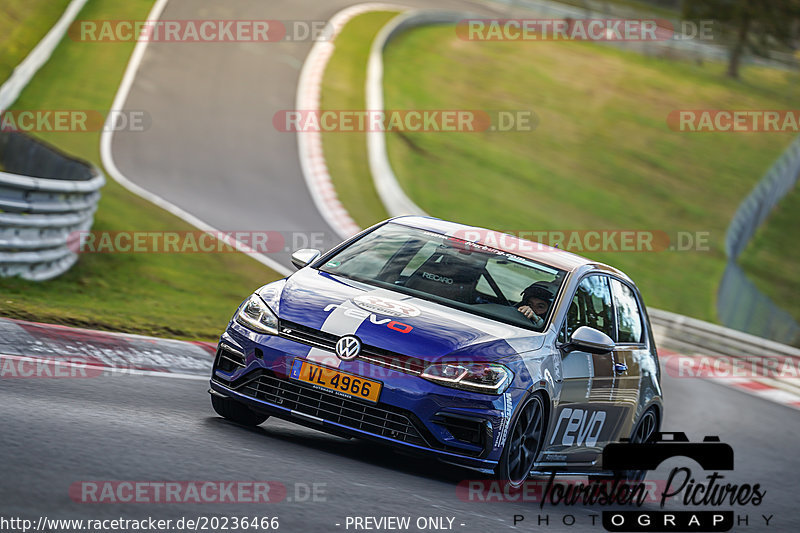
top-left (494, 393), bottom-right (546, 488)
top-left (211, 394), bottom-right (268, 426)
top-left (600, 408), bottom-right (658, 482)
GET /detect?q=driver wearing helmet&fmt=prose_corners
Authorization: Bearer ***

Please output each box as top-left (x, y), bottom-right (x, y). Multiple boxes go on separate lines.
top-left (518, 282), bottom-right (555, 328)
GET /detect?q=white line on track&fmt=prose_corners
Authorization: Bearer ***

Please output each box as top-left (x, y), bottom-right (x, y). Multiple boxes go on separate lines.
top-left (99, 0), bottom-right (292, 277)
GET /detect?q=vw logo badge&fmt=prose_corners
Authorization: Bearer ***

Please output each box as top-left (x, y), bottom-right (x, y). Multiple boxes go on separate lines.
top-left (335, 335), bottom-right (361, 361)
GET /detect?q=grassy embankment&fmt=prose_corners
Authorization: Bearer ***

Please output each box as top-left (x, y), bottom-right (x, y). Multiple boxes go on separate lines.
top-left (321, 15), bottom-right (799, 322)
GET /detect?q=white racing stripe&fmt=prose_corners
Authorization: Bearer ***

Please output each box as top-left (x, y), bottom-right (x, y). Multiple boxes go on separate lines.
top-left (304, 347), bottom-right (341, 369)
top-left (305, 300), bottom-right (364, 368)
top-left (307, 288), bottom-right (404, 368)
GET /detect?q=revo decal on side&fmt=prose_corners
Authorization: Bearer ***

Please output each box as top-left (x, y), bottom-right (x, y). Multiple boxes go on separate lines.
top-left (549, 408), bottom-right (607, 447)
top-left (323, 304), bottom-right (413, 333)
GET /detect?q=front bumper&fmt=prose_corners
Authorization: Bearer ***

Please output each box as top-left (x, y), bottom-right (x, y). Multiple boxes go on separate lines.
top-left (209, 322), bottom-right (525, 470)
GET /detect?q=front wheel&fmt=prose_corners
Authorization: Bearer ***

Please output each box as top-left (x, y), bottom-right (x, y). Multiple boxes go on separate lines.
top-left (211, 394), bottom-right (268, 426)
top-left (494, 393), bottom-right (546, 488)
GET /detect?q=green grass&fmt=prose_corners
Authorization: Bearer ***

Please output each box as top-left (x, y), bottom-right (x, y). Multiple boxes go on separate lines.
top-left (0, 0), bottom-right (72, 85)
top-left (320, 11), bottom-right (397, 228)
top-left (321, 18), bottom-right (799, 323)
top-left (0, 0), bottom-right (281, 341)
top-left (738, 182), bottom-right (800, 322)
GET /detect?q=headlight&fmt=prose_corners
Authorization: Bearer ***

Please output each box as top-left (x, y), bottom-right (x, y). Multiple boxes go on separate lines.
top-left (421, 362), bottom-right (513, 394)
top-left (235, 294), bottom-right (279, 335)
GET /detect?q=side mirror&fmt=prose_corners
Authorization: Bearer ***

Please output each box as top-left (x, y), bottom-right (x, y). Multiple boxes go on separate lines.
top-left (291, 248), bottom-right (321, 270)
top-left (561, 326), bottom-right (615, 354)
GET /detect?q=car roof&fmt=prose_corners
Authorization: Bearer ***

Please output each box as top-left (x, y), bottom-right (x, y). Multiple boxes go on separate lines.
top-left (389, 215), bottom-right (628, 278)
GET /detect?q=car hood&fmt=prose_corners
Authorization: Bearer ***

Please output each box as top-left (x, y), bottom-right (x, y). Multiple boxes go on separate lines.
top-left (261, 268), bottom-right (545, 363)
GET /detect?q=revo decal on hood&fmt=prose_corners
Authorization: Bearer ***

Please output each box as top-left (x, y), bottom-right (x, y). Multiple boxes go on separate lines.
top-left (323, 304), bottom-right (413, 333)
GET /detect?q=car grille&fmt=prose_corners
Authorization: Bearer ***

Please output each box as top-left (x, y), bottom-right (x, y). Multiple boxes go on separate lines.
top-left (234, 371), bottom-right (429, 447)
top-left (278, 320), bottom-right (426, 375)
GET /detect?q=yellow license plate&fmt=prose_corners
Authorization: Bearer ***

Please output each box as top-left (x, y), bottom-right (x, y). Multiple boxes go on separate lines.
top-left (290, 359), bottom-right (382, 403)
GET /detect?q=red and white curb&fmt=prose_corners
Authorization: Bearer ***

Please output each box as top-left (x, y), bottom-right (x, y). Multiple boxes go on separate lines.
top-left (295, 3), bottom-right (407, 241)
top-left (660, 348), bottom-right (800, 411)
top-left (0, 318), bottom-right (214, 380)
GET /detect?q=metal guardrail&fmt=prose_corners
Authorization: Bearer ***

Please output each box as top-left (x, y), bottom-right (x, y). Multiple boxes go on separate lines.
top-left (717, 263), bottom-right (800, 347)
top-left (0, 132), bottom-right (104, 281)
top-left (0, 0), bottom-right (99, 281)
top-left (725, 136), bottom-right (800, 260)
top-left (650, 307), bottom-right (800, 360)
top-left (717, 135), bottom-right (800, 346)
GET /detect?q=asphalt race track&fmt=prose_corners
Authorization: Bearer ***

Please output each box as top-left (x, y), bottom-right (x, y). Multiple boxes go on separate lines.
top-left (109, 0), bottom-right (497, 267)
top-left (1, 364), bottom-right (797, 532)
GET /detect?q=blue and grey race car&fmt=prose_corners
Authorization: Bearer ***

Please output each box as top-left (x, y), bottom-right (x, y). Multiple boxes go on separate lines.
top-left (209, 216), bottom-right (663, 486)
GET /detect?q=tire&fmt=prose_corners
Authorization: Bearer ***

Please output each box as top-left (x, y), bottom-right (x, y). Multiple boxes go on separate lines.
top-left (211, 394), bottom-right (268, 426)
top-left (600, 407), bottom-right (658, 483)
top-left (494, 393), bottom-right (546, 488)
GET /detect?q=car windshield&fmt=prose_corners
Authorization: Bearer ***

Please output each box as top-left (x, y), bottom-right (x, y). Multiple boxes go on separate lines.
top-left (316, 223), bottom-right (566, 331)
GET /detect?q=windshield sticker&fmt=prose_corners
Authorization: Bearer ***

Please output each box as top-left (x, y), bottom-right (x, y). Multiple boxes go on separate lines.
top-left (353, 294), bottom-right (422, 318)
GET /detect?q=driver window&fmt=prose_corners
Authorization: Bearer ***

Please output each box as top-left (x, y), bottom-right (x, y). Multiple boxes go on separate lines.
top-left (566, 275), bottom-right (615, 340)
top-left (611, 279), bottom-right (644, 343)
